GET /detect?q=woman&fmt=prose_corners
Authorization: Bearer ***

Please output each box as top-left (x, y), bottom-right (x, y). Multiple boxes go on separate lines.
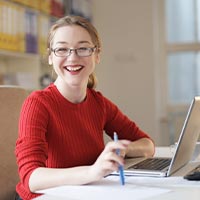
top-left (15, 15), bottom-right (155, 200)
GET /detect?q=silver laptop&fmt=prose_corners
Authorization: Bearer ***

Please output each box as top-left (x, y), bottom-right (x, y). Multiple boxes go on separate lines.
top-left (123, 96), bottom-right (200, 177)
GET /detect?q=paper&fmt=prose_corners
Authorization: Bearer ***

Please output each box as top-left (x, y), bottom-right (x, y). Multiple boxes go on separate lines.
top-left (37, 176), bottom-right (170, 200)
top-left (124, 175), bottom-right (200, 188)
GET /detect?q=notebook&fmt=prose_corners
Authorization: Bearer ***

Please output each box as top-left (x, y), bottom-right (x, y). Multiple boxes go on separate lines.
top-left (123, 96), bottom-right (200, 177)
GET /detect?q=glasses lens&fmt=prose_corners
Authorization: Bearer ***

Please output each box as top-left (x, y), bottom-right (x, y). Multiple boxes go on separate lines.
top-left (77, 48), bottom-right (92, 57)
top-left (54, 48), bottom-right (69, 57)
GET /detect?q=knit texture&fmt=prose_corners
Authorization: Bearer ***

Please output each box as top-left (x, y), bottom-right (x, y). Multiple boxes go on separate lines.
top-left (15, 84), bottom-right (150, 199)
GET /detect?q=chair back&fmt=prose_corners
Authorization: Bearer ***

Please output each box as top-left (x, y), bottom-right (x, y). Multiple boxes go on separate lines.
top-left (0, 86), bottom-right (28, 200)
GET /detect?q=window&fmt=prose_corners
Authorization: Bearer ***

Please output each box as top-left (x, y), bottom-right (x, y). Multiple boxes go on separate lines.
top-left (157, 0), bottom-right (200, 144)
top-left (165, 0), bottom-right (200, 104)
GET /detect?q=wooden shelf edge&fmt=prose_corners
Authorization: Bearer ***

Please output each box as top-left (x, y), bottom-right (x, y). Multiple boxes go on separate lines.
top-left (0, 50), bottom-right (40, 59)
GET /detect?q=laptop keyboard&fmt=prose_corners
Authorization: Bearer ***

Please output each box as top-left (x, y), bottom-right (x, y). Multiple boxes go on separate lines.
top-left (128, 158), bottom-right (172, 171)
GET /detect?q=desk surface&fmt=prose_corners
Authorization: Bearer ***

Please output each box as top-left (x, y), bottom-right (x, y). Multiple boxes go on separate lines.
top-left (33, 146), bottom-right (200, 200)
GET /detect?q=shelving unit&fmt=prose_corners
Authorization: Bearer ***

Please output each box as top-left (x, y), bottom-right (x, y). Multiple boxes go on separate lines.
top-left (0, 50), bottom-right (40, 89)
top-left (0, 0), bottom-right (67, 90)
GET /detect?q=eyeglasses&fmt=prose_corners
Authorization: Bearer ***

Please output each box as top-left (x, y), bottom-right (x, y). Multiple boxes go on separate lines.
top-left (51, 46), bottom-right (97, 57)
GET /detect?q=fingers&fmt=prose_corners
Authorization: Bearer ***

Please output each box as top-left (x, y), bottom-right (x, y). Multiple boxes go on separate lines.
top-left (91, 151), bottom-right (123, 180)
top-left (102, 140), bottom-right (131, 166)
top-left (92, 139), bottom-right (131, 179)
top-left (120, 149), bottom-right (126, 158)
top-left (104, 151), bottom-right (125, 166)
top-left (101, 160), bottom-right (119, 172)
top-left (104, 140), bottom-right (131, 154)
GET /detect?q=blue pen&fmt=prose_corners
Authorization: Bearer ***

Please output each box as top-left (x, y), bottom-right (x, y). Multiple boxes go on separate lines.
top-left (114, 132), bottom-right (125, 185)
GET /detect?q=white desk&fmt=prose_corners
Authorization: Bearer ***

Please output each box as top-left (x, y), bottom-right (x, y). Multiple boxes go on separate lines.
top-left (34, 188), bottom-right (200, 200)
top-left (148, 145), bottom-right (200, 200)
top-left (33, 146), bottom-right (200, 200)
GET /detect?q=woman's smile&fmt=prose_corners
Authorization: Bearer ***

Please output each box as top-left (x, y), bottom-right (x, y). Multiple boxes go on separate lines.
top-left (64, 65), bottom-right (84, 73)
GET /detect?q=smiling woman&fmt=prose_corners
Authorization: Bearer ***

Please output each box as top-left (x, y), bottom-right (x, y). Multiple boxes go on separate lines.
top-left (15, 15), bottom-right (155, 200)
top-left (48, 25), bottom-right (100, 95)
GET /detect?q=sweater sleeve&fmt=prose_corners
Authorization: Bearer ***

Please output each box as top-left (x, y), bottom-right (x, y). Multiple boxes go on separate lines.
top-left (15, 94), bottom-right (49, 191)
top-left (102, 95), bottom-right (151, 141)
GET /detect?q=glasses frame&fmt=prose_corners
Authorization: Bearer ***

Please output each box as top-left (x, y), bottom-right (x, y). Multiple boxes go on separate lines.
top-left (51, 46), bottom-right (97, 57)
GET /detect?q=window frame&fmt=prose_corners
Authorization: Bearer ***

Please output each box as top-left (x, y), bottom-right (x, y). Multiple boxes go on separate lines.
top-left (156, 0), bottom-right (200, 144)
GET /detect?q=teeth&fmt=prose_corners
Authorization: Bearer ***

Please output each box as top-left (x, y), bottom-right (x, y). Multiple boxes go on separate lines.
top-left (66, 66), bottom-right (82, 71)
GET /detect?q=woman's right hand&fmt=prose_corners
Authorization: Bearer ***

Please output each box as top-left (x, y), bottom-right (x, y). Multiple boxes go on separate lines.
top-left (89, 139), bottom-right (131, 181)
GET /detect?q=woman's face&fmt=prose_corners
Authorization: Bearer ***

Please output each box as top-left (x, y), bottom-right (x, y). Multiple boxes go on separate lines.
top-left (49, 25), bottom-right (100, 88)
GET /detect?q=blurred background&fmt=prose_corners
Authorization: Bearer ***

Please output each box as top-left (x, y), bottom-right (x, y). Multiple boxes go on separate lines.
top-left (0, 0), bottom-right (200, 146)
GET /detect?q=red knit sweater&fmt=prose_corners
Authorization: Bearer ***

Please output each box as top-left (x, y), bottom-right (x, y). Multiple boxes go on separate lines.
top-left (15, 84), bottom-right (150, 199)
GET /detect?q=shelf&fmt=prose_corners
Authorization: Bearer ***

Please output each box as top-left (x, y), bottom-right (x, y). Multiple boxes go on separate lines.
top-left (0, 50), bottom-right (40, 60)
top-left (0, 0), bottom-right (67, 90)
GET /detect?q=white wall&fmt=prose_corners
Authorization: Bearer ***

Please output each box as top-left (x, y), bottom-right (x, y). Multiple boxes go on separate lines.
top-left (92, 0), bottom-right (163, 144)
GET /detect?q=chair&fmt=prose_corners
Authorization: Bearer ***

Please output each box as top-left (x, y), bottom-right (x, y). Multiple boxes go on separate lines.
top-left (0, 86), bottom-right (28, 200)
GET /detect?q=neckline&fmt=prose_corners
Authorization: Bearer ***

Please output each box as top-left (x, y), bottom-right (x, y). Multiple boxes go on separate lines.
top-left (51, 83), bottom-right (90, 109)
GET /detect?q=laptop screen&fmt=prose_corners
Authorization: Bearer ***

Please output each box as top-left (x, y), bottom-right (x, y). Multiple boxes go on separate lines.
top-left (168, 96), bottom-right (200, 176)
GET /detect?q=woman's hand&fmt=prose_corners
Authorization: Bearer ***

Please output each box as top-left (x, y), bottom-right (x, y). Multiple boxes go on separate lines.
top-left (89, 139), bottom-right (131, 181)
